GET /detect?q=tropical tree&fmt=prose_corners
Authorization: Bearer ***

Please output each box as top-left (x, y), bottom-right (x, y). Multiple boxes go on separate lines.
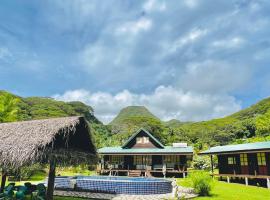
top-left (0, 92), bottom-right (19, 123)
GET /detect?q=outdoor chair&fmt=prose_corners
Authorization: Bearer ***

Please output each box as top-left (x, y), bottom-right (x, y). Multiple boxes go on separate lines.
top-left (166, 163), bottom-right (175, 170)
top-left (0, 183), bottom-right (15, 200)
top-left (153, 164), bottom-right (163, 170)
top-left (32, 184), bottom-right (46, 200)
top-left (15, 186), bottom-right (27, 200)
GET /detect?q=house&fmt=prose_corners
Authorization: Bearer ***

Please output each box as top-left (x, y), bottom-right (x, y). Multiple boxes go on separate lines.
top-left (200, 141), bottom-right (270, 188)
top-left (98, 128), bottom-right (193, 177)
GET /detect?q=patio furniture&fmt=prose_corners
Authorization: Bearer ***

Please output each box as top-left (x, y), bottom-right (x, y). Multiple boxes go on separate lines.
top-left (15, 186), bottom-right (27, 200)
top-left (153, 164), bottom-right (163, 170)
top-left (136, 165), bottom-right (146, 170)
top-left (0, 183), bottom-right (15, 200)
top-left (166, 163), bottom-right (175, 170)
top-left (32, 184), bottom-right (46, 200)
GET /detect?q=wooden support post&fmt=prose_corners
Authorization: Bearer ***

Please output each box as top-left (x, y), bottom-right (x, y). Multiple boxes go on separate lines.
top-left (46, 159), bottom-right (56, 200)
top-left (227, 176), bottom-right (230, 183)
top-left (183, 172), bottom-right (186, 178)
top-left (210, 155), bottom-right (214, 175)
top-left (245, 177), bottom-right (248, 186)
top-left (0, 170), bottom-right (7, 193)
top-left (267, 178), bottom-right (270, 189)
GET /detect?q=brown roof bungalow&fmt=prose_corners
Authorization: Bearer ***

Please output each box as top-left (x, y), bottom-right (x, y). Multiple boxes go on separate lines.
top-left (98, 128), bottom-right (193, 177)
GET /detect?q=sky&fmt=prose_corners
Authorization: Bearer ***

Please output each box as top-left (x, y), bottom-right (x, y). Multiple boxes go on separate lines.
top-left (1, 0), bottom-right (270, 123)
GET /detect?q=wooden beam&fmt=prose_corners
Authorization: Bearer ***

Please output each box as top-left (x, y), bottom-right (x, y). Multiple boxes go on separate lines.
top-left (46, 160), bottom-right (56, 200)
top-left (0, 170), bottom-right (7, 193)
top-left (210, 155), bottom-right (214, 174)
top-left (213, 173), bottom-right (270, 179)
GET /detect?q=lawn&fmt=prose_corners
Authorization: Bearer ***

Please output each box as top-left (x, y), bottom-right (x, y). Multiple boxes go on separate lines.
top-left (178, 178), bottom-right (270, 200)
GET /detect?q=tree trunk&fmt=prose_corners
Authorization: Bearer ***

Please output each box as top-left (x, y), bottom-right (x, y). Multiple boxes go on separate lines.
top-left (46, 160), bottom-right (56, 200)
top-left (0, 170), bottom-right (7, 193)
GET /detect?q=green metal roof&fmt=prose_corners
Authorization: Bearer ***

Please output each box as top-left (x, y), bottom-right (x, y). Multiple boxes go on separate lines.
top-left (200, 141), bottom-right (270, 155)
top-left (98, 146), bottom-right (193, 155)
top-left (122, 128), bottom-right (164, 148)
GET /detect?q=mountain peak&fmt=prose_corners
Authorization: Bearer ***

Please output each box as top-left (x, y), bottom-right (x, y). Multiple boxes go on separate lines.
top-left (109, 106), bottom-right (159, 125)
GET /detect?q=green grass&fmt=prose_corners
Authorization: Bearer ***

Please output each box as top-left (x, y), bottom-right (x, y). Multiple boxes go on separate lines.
top-left (178, 178), bottom-right (270, 200)
top-left (54, 197), bottom-right (100, 200)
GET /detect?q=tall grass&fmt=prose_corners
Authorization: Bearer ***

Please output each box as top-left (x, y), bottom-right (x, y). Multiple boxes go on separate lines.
top-left (189, 171), bottom-right (214, 196)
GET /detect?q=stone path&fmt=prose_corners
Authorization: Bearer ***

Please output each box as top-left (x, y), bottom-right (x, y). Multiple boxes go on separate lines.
top-left (54, 190), bottom-right (197, 200)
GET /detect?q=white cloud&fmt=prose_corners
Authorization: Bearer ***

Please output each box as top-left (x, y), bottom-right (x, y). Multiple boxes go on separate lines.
top-left (143, 0), bottom-right (166, 12)
top-left (169, 28), bottom-right (208, 52)
top-left (183, 0), bottom-right (199, 9)
top-left (116, 18), bottom-right (152, 35)
top-left (53, 85), bottom-right (241, 124)
top-left (212, 37), bottom-right (245, 49)
top-left (178, 60), bottom-right (252, 93)
top-left (0, 47), bottom-right (12, 61)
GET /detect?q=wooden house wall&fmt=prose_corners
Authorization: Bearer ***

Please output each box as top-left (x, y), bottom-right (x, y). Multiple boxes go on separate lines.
top-left (267, 153), bottom-right (270, 175)
top-left (217, 154), bottom-right (240, 174)
top-left (217, 152), bottom-right (270, 176)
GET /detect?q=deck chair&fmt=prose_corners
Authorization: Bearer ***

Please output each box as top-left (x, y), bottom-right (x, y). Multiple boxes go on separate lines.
top-left (0, 183), bottom-right (15, 200)
top-left (15, 186), bottom-right (28, 200)
top-left (32, 184), bottom-right (46, 200)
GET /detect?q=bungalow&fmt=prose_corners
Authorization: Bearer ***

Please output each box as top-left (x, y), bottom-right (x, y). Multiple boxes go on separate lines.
top-left (200, 141), bottom-right (270, 188)
top-left (98, 128), bottom-right (193, 177)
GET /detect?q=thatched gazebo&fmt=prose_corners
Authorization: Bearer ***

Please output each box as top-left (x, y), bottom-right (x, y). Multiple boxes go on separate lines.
top-left (0, 116), bottom-right (97, 200)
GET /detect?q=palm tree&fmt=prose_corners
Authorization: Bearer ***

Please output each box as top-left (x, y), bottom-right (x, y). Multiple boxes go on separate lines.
top-left (0, 92), bottom-right (19, 123)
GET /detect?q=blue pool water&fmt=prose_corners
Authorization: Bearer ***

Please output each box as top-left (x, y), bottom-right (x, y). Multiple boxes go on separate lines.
top-left (53, 176), bottom-right (172, 195)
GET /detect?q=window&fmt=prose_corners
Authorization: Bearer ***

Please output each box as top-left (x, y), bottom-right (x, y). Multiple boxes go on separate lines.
top-left (143, 137), bottom-right (149, 143)
top-left (109, 155), bottom-right (124, 164)
top-left (163, 155), bottom-right (180, 163)
top-left (228, 157), bottom-right (236, 165)
top-left (136, 137), bottom-right (143, 144)
top-left (136, 137), bottom-right (149, 144)
top-left (257, 152), bottom-right (266, 166)
top-left (134, 155), bottom-right (152, 165)
top-left (240, 154), bottom-right (248, 166)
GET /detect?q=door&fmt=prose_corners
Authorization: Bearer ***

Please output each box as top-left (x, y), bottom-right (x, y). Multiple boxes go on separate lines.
top-left (248, 153), bottom-right (258, 175)
top-left (124, 155), bottom-right (134, 170)
top-left (152, 155), bottom-right (163, 170)
top-left (257, 152), bottom-right (267, 175)
top-left (240, 154), bottom-right (249, 174)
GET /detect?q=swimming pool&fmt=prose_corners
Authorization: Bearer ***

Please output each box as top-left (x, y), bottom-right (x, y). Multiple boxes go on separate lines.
top-left (53, 176), bottom-right (172, 195)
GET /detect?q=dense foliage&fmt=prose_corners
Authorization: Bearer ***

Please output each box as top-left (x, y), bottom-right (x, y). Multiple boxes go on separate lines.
top-left (0, 91), bottom-right (19, 122)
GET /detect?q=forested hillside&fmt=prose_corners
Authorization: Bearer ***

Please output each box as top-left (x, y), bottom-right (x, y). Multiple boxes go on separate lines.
top-left (0, 90), bottom-right (112, 148)
top-left (1, 90), bottom-right (270, 150)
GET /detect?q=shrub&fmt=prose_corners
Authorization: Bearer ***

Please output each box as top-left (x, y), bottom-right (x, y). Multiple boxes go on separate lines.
top-left (189, 171), bottom-right (213, 196)
top-left (192, 155), bottom-right (212, 170)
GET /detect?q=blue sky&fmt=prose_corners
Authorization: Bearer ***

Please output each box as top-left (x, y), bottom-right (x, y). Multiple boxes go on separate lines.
top-left (1, 0), bottom-right (270, 123)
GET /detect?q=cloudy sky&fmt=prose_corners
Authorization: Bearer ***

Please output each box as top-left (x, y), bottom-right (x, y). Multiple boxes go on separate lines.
top-left (1, 0), bottom-right (270, 123)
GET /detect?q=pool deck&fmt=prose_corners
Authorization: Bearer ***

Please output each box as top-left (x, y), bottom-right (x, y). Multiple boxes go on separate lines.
top-left (54, 189), bottom-right (198, 200)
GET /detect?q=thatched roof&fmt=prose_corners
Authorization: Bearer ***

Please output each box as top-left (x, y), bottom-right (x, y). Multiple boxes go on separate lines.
top-left (0, 116), bottom-right (97, 169)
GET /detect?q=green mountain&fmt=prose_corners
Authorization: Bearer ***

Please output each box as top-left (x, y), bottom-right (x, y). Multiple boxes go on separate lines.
top-left (110, 106), bottom-right (159, 125)
top-left (164, 119), bottom-right (191, 128)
